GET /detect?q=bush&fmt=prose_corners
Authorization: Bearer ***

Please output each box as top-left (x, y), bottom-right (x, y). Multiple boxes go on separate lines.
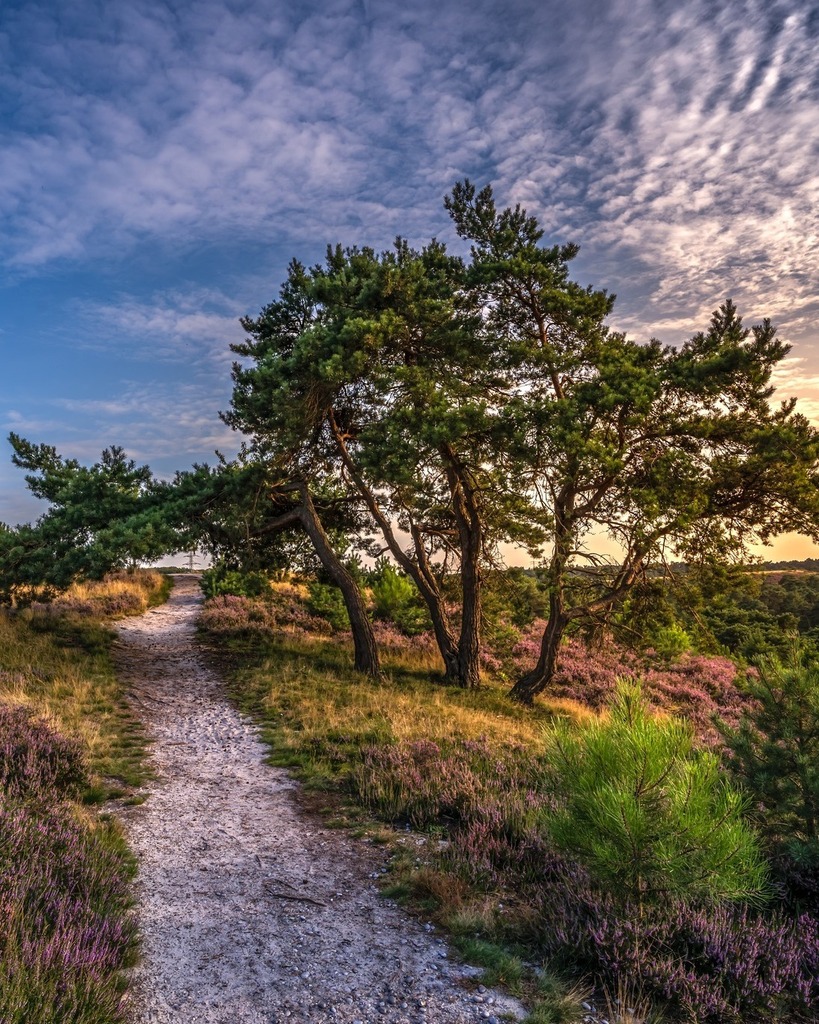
top-left (720, 641), bottom-right (819, 866)
top-left (368, 563), bottom-right (430, 635)
top-left (543, 681), bottom-right (768, 907)
top-left (199, 564), bottom-right (270, 599)
top-left (306, 581), bottom-right (350, 631)
top-left (649, 622), bottom-right (693, 660)
top-left (0, 704), bottom-right (88, 802)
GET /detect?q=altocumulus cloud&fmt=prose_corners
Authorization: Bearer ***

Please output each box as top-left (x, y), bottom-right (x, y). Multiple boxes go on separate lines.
top-left (0, 0), bottom-right (817, 537)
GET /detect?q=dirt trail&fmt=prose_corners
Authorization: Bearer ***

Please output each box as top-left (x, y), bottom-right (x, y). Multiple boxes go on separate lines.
top-left (113, 575), bottom-right (526, 1024)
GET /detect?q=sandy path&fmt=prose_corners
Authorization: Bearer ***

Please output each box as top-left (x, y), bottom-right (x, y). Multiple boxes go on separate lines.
top-left (113, 576), bottom-right (526, 1024)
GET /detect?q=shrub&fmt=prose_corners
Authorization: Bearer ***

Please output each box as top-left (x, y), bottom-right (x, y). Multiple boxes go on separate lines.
top-left (720, 641), bottom-right (819, 866)
top-left (369, 563), bottom-right (430, 635)
top-left (352, 737), bottom-right (553, 831)
top-left (543, 681), bottom-right (768, 907)
top-left (199, 564), bottom-right (270, 599)
top-left (0, 704), bottom-right (88, 802)
top-left (306, 581), bottom-right (350, 631)
top-left (649, 622), bottom-right (693, 660)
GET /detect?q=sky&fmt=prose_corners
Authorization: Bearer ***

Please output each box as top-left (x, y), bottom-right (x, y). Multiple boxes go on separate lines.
top-left (1, 0), bottom-right (818, 559)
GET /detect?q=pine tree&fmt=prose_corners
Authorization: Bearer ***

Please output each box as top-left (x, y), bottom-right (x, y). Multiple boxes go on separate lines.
top-left (720, 641), bottom-right (819, 865)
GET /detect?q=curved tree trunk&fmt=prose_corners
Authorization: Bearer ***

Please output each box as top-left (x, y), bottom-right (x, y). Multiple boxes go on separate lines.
top-left (296, 483), bottom-right (381, 678)
top-left (509, 610), bottom-right (568, 704)
top-left (408, 523), bottom-right (460, 682)
top-left (328, 413), bottom-right (460, 681)
top-left (510, 488), bottom-right (574, 703)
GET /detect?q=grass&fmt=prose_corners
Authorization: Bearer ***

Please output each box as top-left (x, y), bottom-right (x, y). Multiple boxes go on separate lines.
top-left (0, 571), bottom-right (169, 796)
top-left (215, 632), bottom-right (587, 769)
top-left (0, 570), bottom-right (170, 1023)
top-left (199, 600), bottom-right (599, 1022)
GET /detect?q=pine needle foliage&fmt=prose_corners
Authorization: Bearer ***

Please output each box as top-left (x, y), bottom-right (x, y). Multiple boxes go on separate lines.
top-left (720, 641), bottom-right (819, 865)
top-left (545, 681), bottom-right (768, 908)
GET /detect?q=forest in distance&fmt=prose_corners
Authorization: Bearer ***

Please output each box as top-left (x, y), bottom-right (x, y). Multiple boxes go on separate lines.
top-left (3, 181), bottom-right (819, 1022)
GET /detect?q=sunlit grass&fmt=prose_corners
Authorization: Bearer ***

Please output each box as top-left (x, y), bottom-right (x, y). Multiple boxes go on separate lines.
top-left (0, 571), bottom-right (169, 793)
top-left (0, 570), bottom-right (168, 1023)
top-left (219, 633), bottom-right (597, 787)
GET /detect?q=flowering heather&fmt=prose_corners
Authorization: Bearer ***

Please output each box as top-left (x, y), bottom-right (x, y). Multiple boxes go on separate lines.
top-left (533, 857), bottom-right (819, 1023)
top-left (0, 704), bottom-right (88, 801)
top-left (199, 593), bottom-right (333, 642)
top-left (0, 702), bottom-right (136, 1022)
top-left (0, 799), bottom-right (135, 1022)
top-left (513, 627), bottom-right (751, 744)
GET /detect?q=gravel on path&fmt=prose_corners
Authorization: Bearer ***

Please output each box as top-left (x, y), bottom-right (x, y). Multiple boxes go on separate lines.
top-left (113, 575), bottom-right (528, 1024)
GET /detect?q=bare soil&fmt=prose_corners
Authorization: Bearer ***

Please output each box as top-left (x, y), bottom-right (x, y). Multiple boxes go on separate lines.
top-left (113, 575), bottom-right (527, 1024)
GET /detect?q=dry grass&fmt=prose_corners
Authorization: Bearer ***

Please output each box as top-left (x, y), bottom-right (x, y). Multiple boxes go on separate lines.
top-left (0, 571), bottom-right (169, 793)
top-left (227, 635), bottom-right (595, 769)
top-left (35, 569), bottom-right (170, 618)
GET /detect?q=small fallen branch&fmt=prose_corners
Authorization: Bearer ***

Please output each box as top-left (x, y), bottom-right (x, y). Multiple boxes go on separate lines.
top-left (262, 881), bottom-right (327, 907)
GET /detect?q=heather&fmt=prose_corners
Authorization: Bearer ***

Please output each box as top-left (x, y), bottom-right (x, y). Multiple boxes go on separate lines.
top-left (530, 857), bottom-right (819, 1023)
top-left (202, 586), bottom-right (752, 747)
top-left (513, 624), bottom-right (750, 746)
top-left (0, 701), bottom-right (137, 1022)
top-left (0, 798), bottom-right (136, 1023)
top-left (0, 704), bottom-right (87, 802)
top-left (200, 584), bottom-right (819, 1021)
top-left (0, 571), bottom-right (165, 1021)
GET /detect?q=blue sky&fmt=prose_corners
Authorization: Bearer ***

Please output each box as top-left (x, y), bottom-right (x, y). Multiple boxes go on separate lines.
top-left (2, 0), bottom-right (818, 557)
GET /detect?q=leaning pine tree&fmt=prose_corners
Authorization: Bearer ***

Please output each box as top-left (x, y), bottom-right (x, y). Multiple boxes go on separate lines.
top-left (444, 180), bottom-right (819, 703)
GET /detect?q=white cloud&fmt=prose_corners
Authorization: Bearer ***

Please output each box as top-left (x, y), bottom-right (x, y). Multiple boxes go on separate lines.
top-left (73, 288), bottom-right (247, 369)
top-left (1, 0), bottom-right (818, 522)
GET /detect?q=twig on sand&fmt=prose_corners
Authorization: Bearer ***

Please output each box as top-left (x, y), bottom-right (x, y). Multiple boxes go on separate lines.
top-left (262, 882), bottom-right (327, 908)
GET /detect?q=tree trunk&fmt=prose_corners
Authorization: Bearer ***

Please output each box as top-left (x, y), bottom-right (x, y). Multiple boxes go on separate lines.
top-left (296, 484), bottom-right (381, 678)
top-left (328, 413), bottom-right (460, 681)
top-left (509, 610), bottom-right (568, 703)
top-left (440, 443), bottom-right (483, 689)
top-left (408, 523), bottom-right (461, 682)
top-left (458, 550), bottom-right (482, 688)
top-left (510, 488), bottom-right (574, 703)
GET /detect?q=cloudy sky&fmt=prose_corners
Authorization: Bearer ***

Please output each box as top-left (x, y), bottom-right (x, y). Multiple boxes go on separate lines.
top-left (2, 0), bottom-right (818, 556)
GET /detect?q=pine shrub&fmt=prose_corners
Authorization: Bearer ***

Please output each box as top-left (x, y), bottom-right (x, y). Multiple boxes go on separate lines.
top-left (544, 681), bottom-right (768, 907)
top-left (720, 641), bottom-right (819, 866)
